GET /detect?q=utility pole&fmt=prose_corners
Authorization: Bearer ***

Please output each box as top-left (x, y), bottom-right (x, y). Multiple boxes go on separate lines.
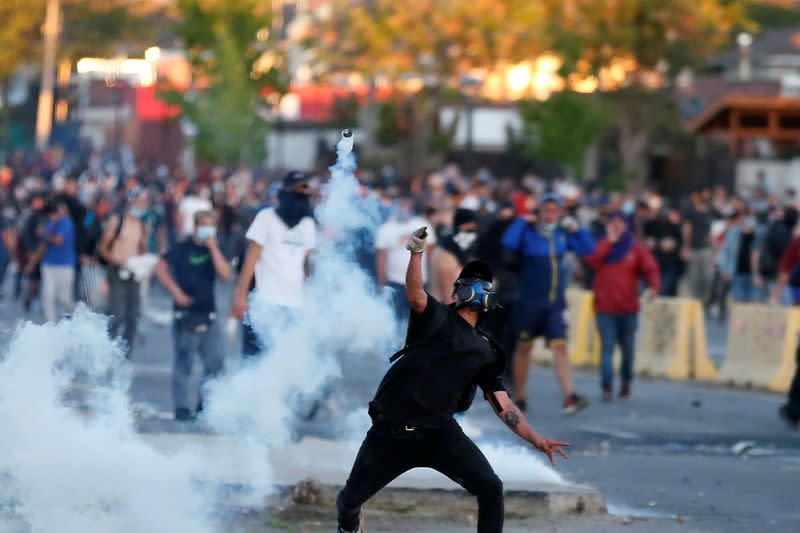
top-left (35, 0), bottom-right (61, 151)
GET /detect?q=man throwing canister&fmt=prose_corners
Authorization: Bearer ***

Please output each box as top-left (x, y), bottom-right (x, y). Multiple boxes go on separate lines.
top-left (336, 227), bottom-right (569, 533)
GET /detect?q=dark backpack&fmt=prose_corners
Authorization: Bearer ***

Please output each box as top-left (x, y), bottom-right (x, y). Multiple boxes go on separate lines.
top-left (388, 303), bottom-right (507, 414)
top-left (96, 213), bottom-right (126, 266)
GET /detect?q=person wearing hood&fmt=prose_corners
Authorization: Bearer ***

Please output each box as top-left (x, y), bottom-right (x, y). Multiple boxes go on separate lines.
top-left (430, 208), bottom-right (480, 302)
top-left (585, 211), bottom-right (660, 401)
top-left (232, 171), bottom-right (316, 357)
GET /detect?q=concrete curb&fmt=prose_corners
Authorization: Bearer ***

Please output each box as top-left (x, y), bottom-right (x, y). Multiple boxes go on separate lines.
top-left (278, 478), bottom-right (606, 518)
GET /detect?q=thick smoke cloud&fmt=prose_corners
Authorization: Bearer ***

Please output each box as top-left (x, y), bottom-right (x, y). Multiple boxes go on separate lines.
top-left (0, 134), bottom-right (564, 532)
top-left (0, 308), bottom-right (216, 533)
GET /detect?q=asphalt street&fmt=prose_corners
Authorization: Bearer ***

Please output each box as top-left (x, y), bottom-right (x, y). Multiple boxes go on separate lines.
top-left (1, 276), bottom-right (798, 532)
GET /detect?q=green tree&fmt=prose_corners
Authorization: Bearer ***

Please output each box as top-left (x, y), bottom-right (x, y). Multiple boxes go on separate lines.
top-left (309, 0), bottom-right (549, 173)
top-left (545, 0), bottom-right (754, 188)
top-left (167, 0), bottom-right (286, 165)
top-left (0, 0), bottom-right (45, 150)
top-left (59, 0), bottom-right (164, 60)
top-left (511, 92), bottom-right (610, 178)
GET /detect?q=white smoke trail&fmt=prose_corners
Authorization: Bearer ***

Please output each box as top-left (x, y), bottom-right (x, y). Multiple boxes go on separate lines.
top-left (0, 307), bottom-right (216, 533)
top-left (201, 133), bottom-right (397, 492)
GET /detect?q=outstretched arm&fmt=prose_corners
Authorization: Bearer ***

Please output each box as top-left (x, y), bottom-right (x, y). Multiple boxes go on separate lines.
top-left (487, 390), bottom-right (570, 465)
top-left (406, 227), bottom-right (428, 314)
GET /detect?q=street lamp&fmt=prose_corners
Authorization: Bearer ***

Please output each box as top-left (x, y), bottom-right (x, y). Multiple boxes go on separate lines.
top-left (737, 32), bottom-right (753, 81)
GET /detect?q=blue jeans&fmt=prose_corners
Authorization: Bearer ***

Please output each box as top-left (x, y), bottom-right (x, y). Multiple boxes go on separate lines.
top-left (596, 313), bottom-right (638, 389)
top-left (172, 318), bottom-right (225, 411)
top-left (731, 274), bottom-right (758, 302)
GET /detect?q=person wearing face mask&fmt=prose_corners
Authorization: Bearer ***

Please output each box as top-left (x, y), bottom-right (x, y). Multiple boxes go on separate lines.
top-left (375, 196), bottom-right (437, 321)
top-left (232, 171), bottom-right (317, 357)
top-left (98, 187), bottom-right (149, 358)
top-left (177, 183), bottom-right (213, 239)
top-left (501, 193), bottom-right (596, 415)
top-left (155, 211), bottom-right (231, 421)
top-left (717, 209), bottom-right (763, 303)
top-left (336, 234), bottom-right (569, 533)
top-left (430, 208), bottom-right (479, 302)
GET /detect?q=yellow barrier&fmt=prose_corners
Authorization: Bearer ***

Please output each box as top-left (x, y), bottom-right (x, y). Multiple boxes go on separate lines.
top-left (714, 304), bottom-right (799, 392)
top-left (586, 298), bottom-right (715, 380)
top-left (525, 292), bottom-right (723, 382)
top-left (634, 298), bottom-right (716, 380)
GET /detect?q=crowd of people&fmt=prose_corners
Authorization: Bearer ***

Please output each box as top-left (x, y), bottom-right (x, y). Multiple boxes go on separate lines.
top-left (1, 148), bottom-right (799, 426)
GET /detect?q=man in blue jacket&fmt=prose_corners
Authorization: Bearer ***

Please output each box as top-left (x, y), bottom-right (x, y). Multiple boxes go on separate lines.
top-left (502, 194), bottom-right (596, 414)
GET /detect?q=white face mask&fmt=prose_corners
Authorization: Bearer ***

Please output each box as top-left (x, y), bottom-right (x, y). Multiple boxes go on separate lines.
top-left (453, 230), bottom-right (477, 250)
top-left (196, 226), bottom-right (217, 242)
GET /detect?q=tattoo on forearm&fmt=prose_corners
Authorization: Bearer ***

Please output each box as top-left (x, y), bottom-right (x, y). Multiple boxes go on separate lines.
top-left (503, 411), bottom-right (520, 429)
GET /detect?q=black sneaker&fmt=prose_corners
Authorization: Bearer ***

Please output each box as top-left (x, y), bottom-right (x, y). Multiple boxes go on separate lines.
top-left (563, 393), bottom-right (589, 415)
top-left (175, 407), bottom-right (195, 422)
top-left (779, 405), bottom-right (799, 429)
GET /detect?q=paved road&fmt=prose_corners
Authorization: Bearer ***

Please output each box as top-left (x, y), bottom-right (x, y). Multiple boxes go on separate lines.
top-left (1, 279), bottom-right (799, 532)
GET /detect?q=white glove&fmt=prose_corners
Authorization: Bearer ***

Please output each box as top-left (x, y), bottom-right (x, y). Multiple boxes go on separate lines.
top-left (560, 216), bottom-right (579, 233)
top-left (406, 226), bottom-right (428, 254)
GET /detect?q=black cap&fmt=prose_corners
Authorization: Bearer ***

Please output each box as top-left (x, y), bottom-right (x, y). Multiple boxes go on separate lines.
top-left (282, 170), bottom-right (311, 190)
top-left (458, 260), bottom-right (493, 283)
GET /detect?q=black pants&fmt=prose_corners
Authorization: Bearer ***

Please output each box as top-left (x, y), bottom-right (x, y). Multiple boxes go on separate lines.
top-left (107, 268), bottom-right (141, 358)
top-left (337, 422), bottom-right (503, 532)
top-left (785, 342), bottom-right (800, 421)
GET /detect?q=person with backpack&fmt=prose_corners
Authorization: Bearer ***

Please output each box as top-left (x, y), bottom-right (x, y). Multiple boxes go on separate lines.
top-left (98, 187), bottom-right (149, 358)
top-left (336, 229), bottom-right (569, 533)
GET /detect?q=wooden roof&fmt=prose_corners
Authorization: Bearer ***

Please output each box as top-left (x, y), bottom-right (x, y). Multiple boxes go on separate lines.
top-left (690, 94), bottom-right (800, 134)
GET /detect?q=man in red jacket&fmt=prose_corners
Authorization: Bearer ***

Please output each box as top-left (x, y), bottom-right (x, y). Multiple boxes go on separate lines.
top-left (585, 211), bottom-right (660, 401)
top-left (770, 235), bottom-right (800, 428)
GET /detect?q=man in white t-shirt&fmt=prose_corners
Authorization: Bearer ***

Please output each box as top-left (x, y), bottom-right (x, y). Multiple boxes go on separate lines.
top-left (178, 184), bottom-right (213, 239)
top-left (375, 197), bottom-right (436, 319)
top-left (232, 171), bottom-right (316, 357)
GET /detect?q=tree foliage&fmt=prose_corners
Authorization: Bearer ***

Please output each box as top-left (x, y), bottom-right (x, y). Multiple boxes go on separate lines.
top-left (0, 0), bottom-right (45, 83)
top-left (542, 0), bottom-right (753, 187)
top-left (59, 0), bottom-right (164, 61)
top-left (547, 0), bottom-right (753, 81)
top-left (168, 0), bottom-right (288, 165)
top-left (313, 0), bottom-right (548, 85)
top-left (512, 92), bottom-right (610, 178)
